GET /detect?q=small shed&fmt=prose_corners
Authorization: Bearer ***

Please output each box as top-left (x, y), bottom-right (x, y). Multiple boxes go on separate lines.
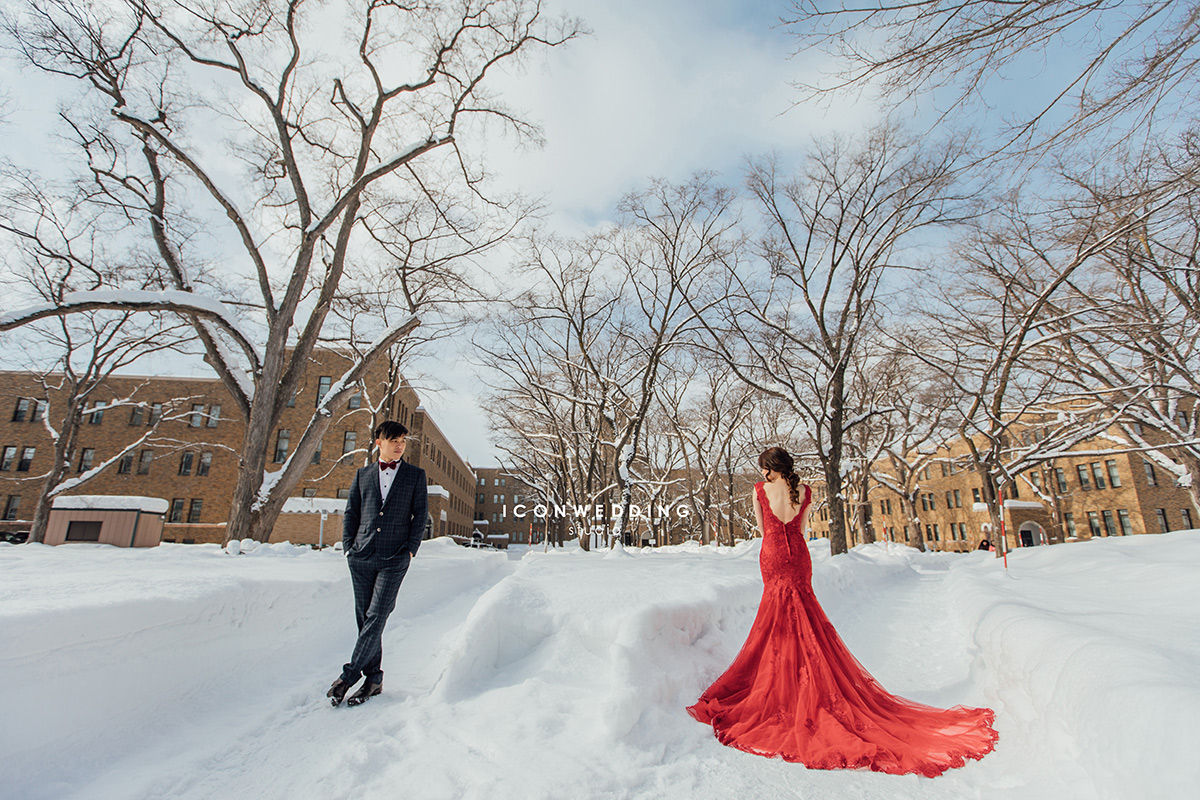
top-left (275, 497), bottom-right (346, 547)
top-left (47, 496), bottom-right (168, 548)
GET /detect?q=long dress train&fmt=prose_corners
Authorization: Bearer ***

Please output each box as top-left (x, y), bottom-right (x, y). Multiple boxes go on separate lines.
top-left (687, 482), bottom-right (998, 777)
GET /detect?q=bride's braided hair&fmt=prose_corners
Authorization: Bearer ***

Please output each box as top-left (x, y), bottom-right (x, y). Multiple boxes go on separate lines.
top-left (759, 447), bottom-right (802, 507)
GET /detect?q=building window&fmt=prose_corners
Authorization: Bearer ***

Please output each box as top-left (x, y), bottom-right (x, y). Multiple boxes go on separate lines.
top-left (32, 400), bottom-right (47, 422)
top-left (1064, 512), bottom-right (1076, 538)
top-left (148, 403), bottom-right (162, 425)
top-left (207, 405), bottom-right (221, 427)
top-left (1030, 471), bottom-right (1041, 490)
top-left (169, 498), bottom-right (185, 523)
top-left (1076, 464), bottom-right (1092, 490)
top-left (927, 493), bottom-right (935, 510)
top-left (1087, 511), bottom-right (1102, 537)
top-left (129, 406), bottom-right (144, 426)
top-left (198, 452), bottom-right (212, 477)
top-left (311, 439), bottom-right (322, 464)
top-left (137, 449), bottom-right (153, 475)
top-left (925, 524), bottom-right (933, 541)
top-left (274, 429), bottom-right (290, 463)
top-left (959, 522), bottom-right (968, 540)
top-left (287, 391), bottom-right (297, 408)
top-left (1118, 509), bottom-right (1132, 536)
top-left (118, 452), bottom-right (134, 474)
top-left (1102, 510), bottom-right (1117, 537)
top-left (945, 490), bottom-right (952, 509)
top-left (920, 494), bottom-right (928, 511)
top-left (953, 489), bottom-right (962, 508)
top-left (1055, 468), bottom-right (1068, 492)
top-left (1155, 508), bottom-right (1169, 534)
top-left (11, 398), bottom-right (30, 422)
top-left (78, 448), bottom-right (95, 473)
top-left (972, 487), bottom-right (981, 503)
top-left (1090, 462), bottom-right (1106, 490)
top-left (188, 499), bottom-right (203, 523)
top-left (65, 521), bottom-right (102, 542)
top-left (1143, 460), bottom-right (1158, 487)
top-left (179, 451), bottom-right (194, 476)
top-left (3, 495), bottom-right (20, 520)
top-left (17, 447), bottom-right (35, 471)
top-left (302, 488), bottom-right (317, 498)
top-left (1106, 460), bottom-right (1121, 488)
top-left (1183, 509), bottom-right (1194, 530)
top-left (933, 524), bottom-right (940, 541)
top-left (940, 462), bottom-right (948, 477)
top-left (342, 431), bottom-right (357, 455)
top-left (89, 401), bottom-right (106, 424)
top-left (348, 391), bottom-right (362, 410)
top-left (316, 376), bottom-right (332, 406)
top-left (189, 404), bottom-right (204, 427)
top-left (337, 488), bottom-right (350, 499)
top-left (0, 446), bottom-right (16, 471)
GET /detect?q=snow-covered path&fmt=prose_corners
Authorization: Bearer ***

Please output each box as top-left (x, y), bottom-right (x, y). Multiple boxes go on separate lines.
top-left (3, 533), bottom-right (1199, 799)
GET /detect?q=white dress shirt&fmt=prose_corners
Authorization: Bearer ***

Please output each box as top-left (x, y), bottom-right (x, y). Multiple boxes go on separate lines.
top-left (379, 459), bottom-right (400, 503)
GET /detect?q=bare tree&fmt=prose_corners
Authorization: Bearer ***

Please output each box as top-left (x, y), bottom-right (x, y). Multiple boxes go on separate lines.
top-left (698, 124), bottom-right (972, 555)
top-left (0, 0), bottom-right (579, 542)
top-left (787, 0), bottom-right (1200, 159)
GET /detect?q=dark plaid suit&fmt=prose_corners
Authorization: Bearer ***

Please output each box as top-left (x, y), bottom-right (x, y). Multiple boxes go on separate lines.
top-left (340, 458), bottom-right (428, 686)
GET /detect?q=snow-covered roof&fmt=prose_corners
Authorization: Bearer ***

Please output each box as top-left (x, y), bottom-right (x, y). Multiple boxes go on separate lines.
top-left (1003, 500), bottom-right (1045, 510)
top-left (52, 495), bottom-right (170, 514)
top-left (972, 503), bottom-right (990, 513)
top-left (427, 484), bottom-right (450, 499)
top-left (281, 498), bottom-right (346, 515)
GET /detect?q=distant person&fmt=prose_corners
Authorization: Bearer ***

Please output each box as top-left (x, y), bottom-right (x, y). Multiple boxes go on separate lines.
top-left (327, 421), bottom-right (428, 708)
top-left (978, 538), bottom-right (991, 551)
top-left (687, 446), bottom-right (997, 775)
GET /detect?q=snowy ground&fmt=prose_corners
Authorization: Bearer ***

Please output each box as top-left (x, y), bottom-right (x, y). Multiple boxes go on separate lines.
top-left (2, 532), bottom-right (1198, 800)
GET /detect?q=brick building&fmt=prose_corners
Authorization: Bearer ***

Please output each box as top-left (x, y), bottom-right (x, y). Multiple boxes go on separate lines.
top-left (0, 351), bottom-right (474, 545)
top-left (805, 426), bottom-right (1198, 552)
top-left (473, 466), bottom-right (547, 544)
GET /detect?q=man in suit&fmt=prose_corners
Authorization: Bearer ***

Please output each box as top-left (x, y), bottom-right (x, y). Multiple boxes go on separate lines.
top-left (327, 420), bottom-right (428, 707)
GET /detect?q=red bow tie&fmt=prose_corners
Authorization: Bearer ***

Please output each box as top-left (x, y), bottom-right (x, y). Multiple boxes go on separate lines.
top-left (379, 460), bottom-right (399, 471)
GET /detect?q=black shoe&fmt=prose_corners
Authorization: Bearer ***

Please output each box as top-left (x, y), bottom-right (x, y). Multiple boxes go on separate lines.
top-left (346, 681), bottom-right (381, 707)
top-left (327, 678), bottom-right (353, 707)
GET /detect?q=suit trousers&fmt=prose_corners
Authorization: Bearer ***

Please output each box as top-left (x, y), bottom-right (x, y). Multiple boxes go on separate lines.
top-left (341, 554), bottom-right (411, 686)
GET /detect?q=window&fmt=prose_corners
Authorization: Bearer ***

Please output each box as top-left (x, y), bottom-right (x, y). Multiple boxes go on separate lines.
top-left (478, 477), bottom-right (485, 486)
top-left (1183, 509), bottom-right (1194, 530)
top-left (1055, 468), bottom-right (1068, 492)
top-left (1076, 464), bottom-right (1092, 490)
top-left (302, 488), bottom-right (317, 498)
top-left (1, 446), bottom-right (16, 471)
top-left (118, 452), bottom-right (134, 474)
top-left (206, 405), bottom-right (221, 428)
top-left (1155, 508), bottom-right (1169, 534)
top-left (188, 499), bottom-right (203, 523)
top-left (148, 403), bottom-right (162, 425)
top-left (940, 462), bottom-right (948, 477)
top-left (925, 524), bottom-right (933, 541)
top-left (493, 494), bottom-right (499, 504)
top-left (477, 493), bottom-right (484, 504)
top-left (1090, 463), bottom-right (1106, 490)
top-left (920, 494), bottom-right (928, 511)
top-left (198, 452), bottom-right (212, 477)
top-left (1106, 460), bottom-right (1121, 488)
top-left (17, 447), bottom-right (35, 471)
top-left (933, 524), bottom-right (940, 541)
top-left (945, 490), bottom-right (953, 509)
top-left (501, 478), bottom-right (507, 486)
top-left (972, 487), bottom-right (981, 503)
top-left (287, 391), bottom-right (297, 408)
top-left (65, 521), bottom-right (102, 542)
top-left (1102, 510), bottom-right (1117, 537)
top-left (959, 522), bottom-right (969, 540)
top-left (11, 398), bottom-right (30, 422)
top-left (337, 488), bottom-right (350, 499)
top-left (3, 495), bottom-right (20, 520)
top-left (953, 489), bottom-right (962, 508)
top-left (78, 448), bottom-right (95, 473)
top-left (129, 406), bottom-right (144, 426)
top-left (179, 451), bottom-right (194, 476)
top-left (169, 498), bottom-right (185, 523)
top-left (274, 429), bottom-right (290, 463)
top-left (1143, 460), bottom-right (1158, 487)
top-left (880, 499), bottom-right (887, 515)
top-left (32, 400), bottom-right (46, 422)
top-left (348, 391), bottom-right (362, 410)
top-left (189, 404), bottom-right (204, 427)
top-left (89, 401), bottom-right (106, 424)
top-left (1087, 511), bottom-right (1102, 537)
top-left (1031, 471), bottom-right (1041, 490)
top-left (1064, 512), bottom-right (1076, 538)
top-left (311, 439), bottom-right (322, 464)
top-left (316, 376), bottom-right (332, 406)
top-left (1118, 509), bottom-right (1133, 536)
top-left (137, 449), bottom-right (153, 475)
top-left (1010, 481), bottom-right (1019, 499)
top-left (342, 431), bottom-right (357, 455)
top-left (927, 493), bottom-right (936, 510)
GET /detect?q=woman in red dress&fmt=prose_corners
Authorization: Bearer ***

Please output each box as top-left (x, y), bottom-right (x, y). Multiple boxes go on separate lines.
top-left (687, 447), bottom-right (998, 777)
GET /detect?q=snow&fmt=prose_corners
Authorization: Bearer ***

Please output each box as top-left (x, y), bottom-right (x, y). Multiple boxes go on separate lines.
top-left (51, 494), bottom-right (169, 513)
top-left (2, 532), bottom-right (1199, 798)
top-left (1003, 499), bottom-right (1045, 510)
top-left (280, 498), bottom-right (346, 515)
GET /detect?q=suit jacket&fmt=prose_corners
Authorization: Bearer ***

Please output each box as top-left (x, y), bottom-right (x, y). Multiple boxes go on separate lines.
top-left (343, 459), bottom-right (429, 561)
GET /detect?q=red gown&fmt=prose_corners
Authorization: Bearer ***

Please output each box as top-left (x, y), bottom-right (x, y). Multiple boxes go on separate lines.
top-left (687, 482), bottom-right (998, 777)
